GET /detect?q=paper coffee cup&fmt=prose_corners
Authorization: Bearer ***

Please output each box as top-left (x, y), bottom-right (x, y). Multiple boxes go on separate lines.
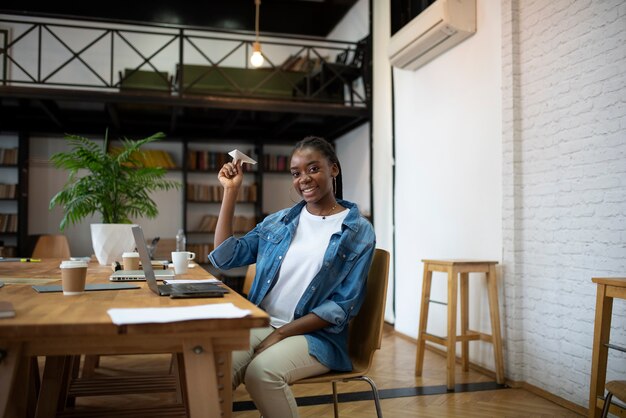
top-left (60, 260), bottom-right (88, 295)
top-left (122, 251), bottom-right (140, 270)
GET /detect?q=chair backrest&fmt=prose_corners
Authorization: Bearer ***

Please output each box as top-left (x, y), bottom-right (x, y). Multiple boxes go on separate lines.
top-left (243, 263), bottom-right (256, 297)
top-left (32, 234), bottom-right (71, 259)
top-left (348, 248), bottom-right (390, 372)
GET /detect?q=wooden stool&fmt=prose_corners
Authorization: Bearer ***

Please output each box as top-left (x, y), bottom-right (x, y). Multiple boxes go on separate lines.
top-left (415, 259), bottom-right (505, 390)
top-left (589, 277), bottom-right (626, 418)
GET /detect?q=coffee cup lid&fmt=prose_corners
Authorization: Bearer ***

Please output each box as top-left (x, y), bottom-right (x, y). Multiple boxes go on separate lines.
top-left (60, 260), bottom-right (88, 269)
top-left (122, 252), bottom-right (139, 258)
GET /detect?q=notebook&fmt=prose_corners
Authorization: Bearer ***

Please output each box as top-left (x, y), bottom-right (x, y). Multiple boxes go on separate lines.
top-left (132, 226), bottom-right (229, 298)
top-left (109, 269), bottom-right (174, 282)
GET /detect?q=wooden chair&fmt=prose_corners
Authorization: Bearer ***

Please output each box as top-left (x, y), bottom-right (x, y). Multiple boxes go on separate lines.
top-left (242, 263), bottom-right (256, 297)
top-left (32, 234), bottom-right (71, 259)
top-left (291, 248), bottom-right (390, 418)
top-left (601, 380), bottom-right (626, 418)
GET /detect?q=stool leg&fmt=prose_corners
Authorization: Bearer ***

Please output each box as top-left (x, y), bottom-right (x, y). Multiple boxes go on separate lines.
top-left (486, 265), bottom-right (505, 384)
top-left (600, 392), bottom-right (613, 418)
top-left (446, 266), bottom-right (458, 391)
top-left (589, 283), bottom-right (612, 418)
top-left (460, 272), bottom-right (469, 372)
top-left (415, 263), bottom-right (433, 376)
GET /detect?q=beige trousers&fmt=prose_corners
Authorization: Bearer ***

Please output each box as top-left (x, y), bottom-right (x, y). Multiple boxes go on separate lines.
top-left (232, 327), bottom-right (330, 418)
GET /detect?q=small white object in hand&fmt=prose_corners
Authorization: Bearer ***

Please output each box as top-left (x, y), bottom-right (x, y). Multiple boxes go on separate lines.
top-left (228, 149), bottom-right (257, 165)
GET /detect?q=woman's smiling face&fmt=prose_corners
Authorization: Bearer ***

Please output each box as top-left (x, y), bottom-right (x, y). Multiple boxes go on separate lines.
top-left (290, 147), bottom-right (338, 204)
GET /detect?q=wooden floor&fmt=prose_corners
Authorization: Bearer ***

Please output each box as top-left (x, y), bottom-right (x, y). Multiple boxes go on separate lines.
top-left (63, 326), bottom-right (584, 417)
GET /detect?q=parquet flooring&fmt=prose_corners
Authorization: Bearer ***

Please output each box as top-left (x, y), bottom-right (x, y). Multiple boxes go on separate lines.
top-left (59, 326), bottom-right (584, 417)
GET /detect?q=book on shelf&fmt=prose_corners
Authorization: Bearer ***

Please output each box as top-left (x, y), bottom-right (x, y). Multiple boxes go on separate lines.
top-left (186, 242), bottom-right (214, 264)
top-left (110, 148), bottom-right (176, 169)
top-left (187, 183), bottom-right (258, 203)
top-left (0, 148), bottom-right (18, 165)
top-left (263, 154), bottom-right (291, 172)
top-left (187, 149), bottom-right (257, 172)
top-left (0, 184), bottom-right (17, 199)
top-left (0, 214), bottom-right (18, 233)
top-left (195, 214), bottom-right (256, 233)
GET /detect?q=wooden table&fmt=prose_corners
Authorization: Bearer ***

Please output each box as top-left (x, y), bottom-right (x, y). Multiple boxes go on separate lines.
top-left (589, 277), bottom-right (626, 418)
top-left (0, 259), bottom-right (268, 418)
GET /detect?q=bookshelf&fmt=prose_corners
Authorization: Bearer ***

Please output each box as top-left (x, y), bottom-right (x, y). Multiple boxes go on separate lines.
top-left (0, 133), bottom-right (28, 256)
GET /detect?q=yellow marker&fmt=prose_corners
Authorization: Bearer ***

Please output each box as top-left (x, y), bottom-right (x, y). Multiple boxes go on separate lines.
top-left (20, 258), bottom-right (41, 262)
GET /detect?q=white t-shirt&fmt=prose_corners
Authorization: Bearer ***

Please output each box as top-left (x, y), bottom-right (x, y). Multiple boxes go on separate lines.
top-left (260, 206), bottom-right (349, 328)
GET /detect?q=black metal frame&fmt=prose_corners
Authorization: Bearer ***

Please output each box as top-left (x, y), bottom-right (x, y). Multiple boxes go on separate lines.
top-left (0, 15), bottom-right (369, 106)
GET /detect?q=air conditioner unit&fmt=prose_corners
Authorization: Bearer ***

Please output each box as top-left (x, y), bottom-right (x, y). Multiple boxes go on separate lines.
top-left (388, 0), bottom-right (476, 71)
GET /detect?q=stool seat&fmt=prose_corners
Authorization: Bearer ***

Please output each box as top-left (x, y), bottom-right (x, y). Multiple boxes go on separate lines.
top-left (415, 259), bottom-right (505, 390)
top-left (605, 381), bottom-right (626, 402)
top-left (601, 380), bottom-right (626, 418)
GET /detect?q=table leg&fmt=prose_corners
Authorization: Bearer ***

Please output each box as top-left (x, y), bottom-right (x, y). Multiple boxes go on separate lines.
top-left (172, 353), bottom-right (187, 405)
top-left (460, 272), bottom-right (469, 372)
top-left (216, 351), bottom-right (232, 418)
top-left (487, 265), bottom-right (505, 384)
top-left (447, 266), bottom-right (458, 391)
top-left (0, 343), bottom-right (29, 418)
top-left (588, 284), bottom-right (613, 418)
top-left (183, 338), bottom-right (222, 418)
top-left (35, 355), bottom-right (74, 418)
top-left (415, 263), bottom-right (433, 376)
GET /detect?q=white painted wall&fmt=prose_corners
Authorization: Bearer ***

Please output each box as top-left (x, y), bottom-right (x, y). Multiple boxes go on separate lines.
top-left (328, 0), bottom-right (371, 220)
top-left (330, 0), bottom-right (397, 324)
top-left (371, 0), bottom-right (396, 323)
top-left (392, 0), bottom-right (503, 375)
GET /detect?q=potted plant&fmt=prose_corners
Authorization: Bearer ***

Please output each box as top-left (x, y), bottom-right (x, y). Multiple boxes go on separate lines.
top-left (49, 131), bottom-right (180, 265)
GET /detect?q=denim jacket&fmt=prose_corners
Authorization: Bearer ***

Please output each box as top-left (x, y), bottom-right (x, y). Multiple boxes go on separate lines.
top-left (208, 199), bottom-right (376, 371)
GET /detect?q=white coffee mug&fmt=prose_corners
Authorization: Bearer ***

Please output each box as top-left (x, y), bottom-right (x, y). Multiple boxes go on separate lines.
top-left (171, 251), bottom-right (195, 274)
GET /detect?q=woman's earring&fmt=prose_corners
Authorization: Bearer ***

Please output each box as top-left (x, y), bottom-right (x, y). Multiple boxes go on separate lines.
top-left (289, 186), bottom-right (301, 203)
top-left (332, 176), bottom-right (337, 196)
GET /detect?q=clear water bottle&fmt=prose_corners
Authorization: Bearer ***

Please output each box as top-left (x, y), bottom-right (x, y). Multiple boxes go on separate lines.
top-left (176, 229), bottom-right (186, 252)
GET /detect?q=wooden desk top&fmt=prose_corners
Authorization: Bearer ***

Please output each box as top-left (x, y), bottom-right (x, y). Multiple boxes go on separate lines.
top-left (592, 277), bottom-right (626, 288)
top-left (0, 258), bottom-right (268, 339)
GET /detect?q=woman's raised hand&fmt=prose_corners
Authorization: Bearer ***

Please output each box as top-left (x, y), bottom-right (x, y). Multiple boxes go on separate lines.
top-left (218, 161), bottom-right (244, 189)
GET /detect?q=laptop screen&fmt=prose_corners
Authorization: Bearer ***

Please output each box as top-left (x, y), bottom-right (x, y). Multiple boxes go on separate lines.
top-left (131, 226), bottom-right (160, 294)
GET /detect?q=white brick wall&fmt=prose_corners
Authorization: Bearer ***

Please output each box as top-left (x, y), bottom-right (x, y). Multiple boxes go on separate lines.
top-left (502, 0), bottom-right (626, 408)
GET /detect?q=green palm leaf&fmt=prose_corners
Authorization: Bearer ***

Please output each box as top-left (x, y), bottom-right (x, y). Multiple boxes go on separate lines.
top-left (49, 131), bottom-right (181, 230)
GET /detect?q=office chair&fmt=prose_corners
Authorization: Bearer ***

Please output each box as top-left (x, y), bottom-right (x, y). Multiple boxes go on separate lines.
top-left (242, 263), bottom-right (256, 297)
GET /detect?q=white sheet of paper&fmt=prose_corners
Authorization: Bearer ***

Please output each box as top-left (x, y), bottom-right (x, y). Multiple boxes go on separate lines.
top-left (228, 149), bottom-right (257, 165)
top-left (107, 303), bottom-right (250, 325)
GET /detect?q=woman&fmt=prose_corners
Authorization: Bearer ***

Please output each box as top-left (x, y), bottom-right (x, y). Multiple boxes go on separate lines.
top-left (208, 136), bottom-right (376, 417)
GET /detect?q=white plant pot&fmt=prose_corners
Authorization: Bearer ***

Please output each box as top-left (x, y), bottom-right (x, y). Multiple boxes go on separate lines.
top-left (90, 223), bottom-right (138, 265)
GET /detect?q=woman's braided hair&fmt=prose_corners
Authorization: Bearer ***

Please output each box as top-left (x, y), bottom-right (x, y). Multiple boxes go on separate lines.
top-left (292, 136), bottom-right (343, 199)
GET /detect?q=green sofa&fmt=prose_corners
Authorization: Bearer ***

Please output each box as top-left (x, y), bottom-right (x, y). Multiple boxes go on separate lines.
top-left (177, 64), bottom-right (307, 99)
top-left (119, 68), bottom-right (172, 92)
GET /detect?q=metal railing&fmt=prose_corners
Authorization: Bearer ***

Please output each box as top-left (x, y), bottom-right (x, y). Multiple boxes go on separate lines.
top-left (0, 15), bottom-right (369, 106)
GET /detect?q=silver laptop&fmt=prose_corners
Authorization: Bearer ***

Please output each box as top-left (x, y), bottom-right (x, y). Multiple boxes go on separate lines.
top-left (110, 269), bottom-right (174, 282)
top-left (132, 226), bottom-right (228, 298)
